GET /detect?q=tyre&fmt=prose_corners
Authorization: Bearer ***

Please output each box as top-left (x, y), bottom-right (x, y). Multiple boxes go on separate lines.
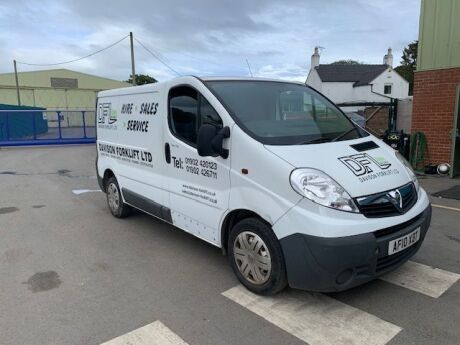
top-left (105, 176), bottom-right (132, 218)
top-left (228, 218), bottom-right (287, 295)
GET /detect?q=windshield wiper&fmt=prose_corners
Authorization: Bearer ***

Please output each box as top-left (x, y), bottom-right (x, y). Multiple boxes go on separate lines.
top-left (297, 127), bottom-right (361, 145)
top-left (331, 127), bottom-right (359, 142)
top-left (296, 137), bottom-right (331, 145)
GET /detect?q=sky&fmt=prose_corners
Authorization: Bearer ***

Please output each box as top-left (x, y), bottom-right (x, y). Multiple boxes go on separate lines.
top-left (0, 0), bottom-right (421, 82)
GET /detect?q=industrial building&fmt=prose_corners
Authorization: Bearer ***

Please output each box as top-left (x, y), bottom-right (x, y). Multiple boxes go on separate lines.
top-left (0, 68), bottom-right (130, 109)
top-left (412, 0), bottom-right (460, 177)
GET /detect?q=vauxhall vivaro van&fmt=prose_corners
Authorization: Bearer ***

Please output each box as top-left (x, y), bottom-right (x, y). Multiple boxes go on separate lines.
top-left (96, 77), bottom-right (431, 295)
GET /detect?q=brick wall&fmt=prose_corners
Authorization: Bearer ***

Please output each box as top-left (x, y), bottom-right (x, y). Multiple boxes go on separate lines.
top-left (412, 68), bottom-right (460, 164)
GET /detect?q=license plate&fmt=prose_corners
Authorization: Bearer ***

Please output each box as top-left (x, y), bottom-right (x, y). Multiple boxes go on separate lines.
top-left (388, 228), bottom-right (420, 255)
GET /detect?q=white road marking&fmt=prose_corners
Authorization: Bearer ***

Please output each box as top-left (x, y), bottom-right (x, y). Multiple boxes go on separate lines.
top-left (100, 321), bottom-right (189, 345)
top-left (222, 285), bottom-right (401, 345)
top-left (72, 189), bottom-right (102, 195)
top-left (432, 204), bottom-right (460, 212)
top-left (380, 260), bottom-right (460, 298)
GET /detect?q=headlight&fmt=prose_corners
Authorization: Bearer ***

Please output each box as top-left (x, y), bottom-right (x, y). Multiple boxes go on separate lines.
top-left (395, 151), bottom-right (419, 192)
top-left (290, 168), bottom-right (359, 213)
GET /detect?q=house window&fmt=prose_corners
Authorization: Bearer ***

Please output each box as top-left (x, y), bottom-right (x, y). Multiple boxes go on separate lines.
top-left (384, 84), bottom-right (392, 95)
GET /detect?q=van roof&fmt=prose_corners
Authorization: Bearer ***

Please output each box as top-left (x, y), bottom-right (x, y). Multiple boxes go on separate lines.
top-left (98, 76), bottom-right (305, 97)
top-left (199, 76), bottom-right (304, 84)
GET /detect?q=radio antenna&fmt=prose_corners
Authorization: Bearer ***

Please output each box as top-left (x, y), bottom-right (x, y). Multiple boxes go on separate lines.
top-left (245, 58), bottom-right (254, 77)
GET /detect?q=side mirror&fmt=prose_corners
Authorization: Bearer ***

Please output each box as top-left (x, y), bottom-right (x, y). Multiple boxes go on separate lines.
top-left (197, 124), bottom-right (230, 159)
top-left (197, 124), bottom-right (217, 157)
top-left (211, 126), bottom-right (230, 159)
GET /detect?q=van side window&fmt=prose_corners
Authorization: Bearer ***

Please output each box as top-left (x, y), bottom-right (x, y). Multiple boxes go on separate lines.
top-left (200, 97), bottom-right (223, 128)
top-left (169, 87), bottom-right (199, 145)
top-left (169, 86), bottom-right (222, 146)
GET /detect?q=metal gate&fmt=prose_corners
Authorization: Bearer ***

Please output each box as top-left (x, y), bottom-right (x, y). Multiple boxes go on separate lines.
top-left (336, 100), bottom-right (397, 137)
top-left (0, 109), bottom-right (96, 146)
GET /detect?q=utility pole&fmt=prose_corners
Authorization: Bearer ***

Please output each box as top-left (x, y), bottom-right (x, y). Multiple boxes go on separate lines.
top-left (129, 32), bottom-right (136, 86)
top-left (13, 60), bottom-right (21, 106)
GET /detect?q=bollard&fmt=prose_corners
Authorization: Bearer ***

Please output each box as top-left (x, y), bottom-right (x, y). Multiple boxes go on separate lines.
top-left (57, 111), bottom-right (62, 139)
top-left (82, 111), bottom-right (87, 138)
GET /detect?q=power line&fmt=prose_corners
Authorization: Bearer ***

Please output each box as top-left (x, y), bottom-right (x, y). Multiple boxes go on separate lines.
top-left (134, 37), bottom-right (181, 76)
top-left (16, 34), bottom-right (129, 66)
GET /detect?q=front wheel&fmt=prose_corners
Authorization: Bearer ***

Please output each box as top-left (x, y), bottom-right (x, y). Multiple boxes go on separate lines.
top-left (228, 218), bottom-right (287, 295)
top-left (106, 176), bottom-right (132, 218)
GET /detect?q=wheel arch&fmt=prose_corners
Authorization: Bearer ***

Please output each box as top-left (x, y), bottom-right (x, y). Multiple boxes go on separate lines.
top-left (101, 168), bottom-right (115, 192)
top-left (220, 209), bottom-right (272, 255)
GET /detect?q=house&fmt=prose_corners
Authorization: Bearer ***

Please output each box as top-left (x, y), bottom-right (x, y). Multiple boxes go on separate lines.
top-left (412, 0), bottom-right (460, 177)
top-left (306, 47), bottom-right (409, 105)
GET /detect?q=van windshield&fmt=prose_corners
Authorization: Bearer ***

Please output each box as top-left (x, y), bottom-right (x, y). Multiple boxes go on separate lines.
top-left (205, 80), bottom-right (367, 145)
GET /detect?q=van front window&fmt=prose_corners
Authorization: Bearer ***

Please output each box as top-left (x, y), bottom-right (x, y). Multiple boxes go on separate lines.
top-left (205, 81), bottom-right (367, 145)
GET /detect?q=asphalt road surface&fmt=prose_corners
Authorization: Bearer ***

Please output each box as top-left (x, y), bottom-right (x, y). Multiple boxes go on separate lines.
top-left (0, 145), bottom-right (459, 345)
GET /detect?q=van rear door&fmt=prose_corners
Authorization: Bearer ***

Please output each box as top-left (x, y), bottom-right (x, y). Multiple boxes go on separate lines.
top-left (97, 88), bottom-right (170, 220)
top-left (165, 85), bottom-right (231, 245)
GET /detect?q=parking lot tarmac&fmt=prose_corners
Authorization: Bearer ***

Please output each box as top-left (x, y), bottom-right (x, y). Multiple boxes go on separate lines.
top-left (1, 145), bottom-right (460, 345)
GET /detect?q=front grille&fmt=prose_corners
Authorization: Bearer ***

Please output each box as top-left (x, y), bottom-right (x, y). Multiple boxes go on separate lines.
top-left (374, 212), bottom-right (423, 238)
top-left (376, 244), bottom-right (418, 273)
top-left (355, 183), bottom-right (417, 218)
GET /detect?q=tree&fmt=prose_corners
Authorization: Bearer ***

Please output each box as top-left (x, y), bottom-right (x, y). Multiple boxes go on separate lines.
top-left (394, 40), bottom-right (418, 95)
top-left (331, 60), bottom-right (363, 65)
top-left (125, 74), bottom-right (157, 85)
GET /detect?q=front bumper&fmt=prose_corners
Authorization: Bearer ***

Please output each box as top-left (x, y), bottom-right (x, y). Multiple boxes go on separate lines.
top-left (280, 204), bottom-right (432, 292)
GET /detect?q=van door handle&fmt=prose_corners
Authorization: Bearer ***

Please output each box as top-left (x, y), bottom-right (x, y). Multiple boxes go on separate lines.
top-left (165, 143), bottom-right (171, 164)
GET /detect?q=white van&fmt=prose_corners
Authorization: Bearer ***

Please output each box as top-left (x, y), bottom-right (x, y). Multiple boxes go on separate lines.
top-left (96, 77), bottom-right (431, 295)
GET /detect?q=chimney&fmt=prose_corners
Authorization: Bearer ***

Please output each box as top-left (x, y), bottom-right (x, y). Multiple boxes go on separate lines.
top-left (311, 46), bottom-right (320, 69)
top-left (383, 48), bottom-right (393, 67)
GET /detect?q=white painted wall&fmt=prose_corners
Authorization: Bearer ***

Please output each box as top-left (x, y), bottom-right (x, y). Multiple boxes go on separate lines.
top-left (354, 85), bottom-right (389, 102)
top-left (371, 68), bottom-right (409, 100)
top-left (320, 82), bottom-right (355, 103)
top-left (396, 98), bottom-right (413, 133)
top-left (306, 69), bottom-right (322, 92)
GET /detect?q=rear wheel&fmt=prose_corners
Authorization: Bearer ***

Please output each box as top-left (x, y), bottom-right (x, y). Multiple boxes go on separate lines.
top-left (106, 176), bottom-right (132, 218)
top-left (228, 218), bottom-right (287, 295)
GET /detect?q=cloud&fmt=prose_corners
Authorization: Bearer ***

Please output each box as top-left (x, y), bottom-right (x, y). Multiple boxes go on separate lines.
top-left (256, 64), bottom-right (307, 82)
top-left (0, 0), bottom-right (420, 82)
